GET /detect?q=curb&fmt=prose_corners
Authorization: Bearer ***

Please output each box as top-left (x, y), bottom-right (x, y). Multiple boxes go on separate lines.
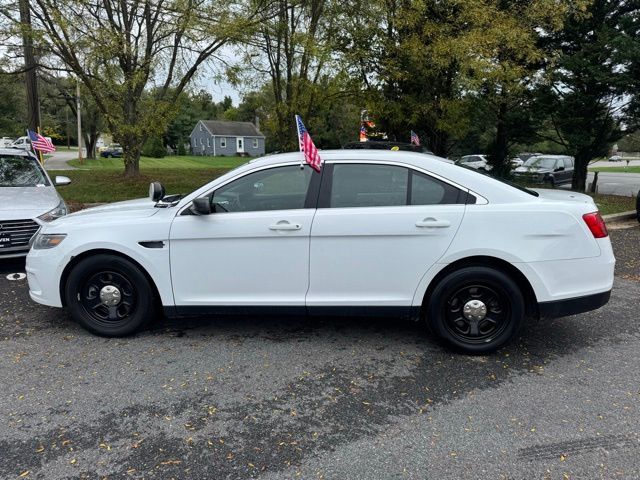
top-left (603, 210), bottom-right (637, 223)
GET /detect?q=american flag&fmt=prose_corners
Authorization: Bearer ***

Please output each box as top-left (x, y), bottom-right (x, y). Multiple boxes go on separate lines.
top-left (359, 124), bottom-right (367, 142)
top-left (410, 130), bottom-right (420, 146)
top-left (28, 130), bottom-right (56, 153)
top-left (295, 115), bottom-right (322, 172)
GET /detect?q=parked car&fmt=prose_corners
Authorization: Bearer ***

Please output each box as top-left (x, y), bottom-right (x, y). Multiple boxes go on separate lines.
top-left (0, 149), bottom-right (70, 259)
top-left (510, 157), bottom-right (524, 168)
top-left (100, 144), bottom-right (123, 158)
top-left (608, 155), bottom-right (623, 162)
top-left (26, 150), bottom-right (613, 354)
top-left (11, 136), bottom-right (31, 150)
top-left (0, 137), bottom-right (14, 147)
top-left (457, 154), bottom-right (492, 171)
top-left (512, 155), bottom-right (574, 186)
top-left (11, 135), bottom-right (53, 151)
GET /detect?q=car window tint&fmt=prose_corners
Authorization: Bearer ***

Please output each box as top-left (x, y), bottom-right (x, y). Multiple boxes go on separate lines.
top-left (330, 164), bottom-right (408, 208)
top-left (411, 171), bottom-right (464, 205)
top-left (211, 165), bottom-right (312, 213)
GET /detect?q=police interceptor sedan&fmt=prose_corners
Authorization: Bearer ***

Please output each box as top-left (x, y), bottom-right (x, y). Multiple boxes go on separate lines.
top-left (26, 150), bottom-right (614, 353)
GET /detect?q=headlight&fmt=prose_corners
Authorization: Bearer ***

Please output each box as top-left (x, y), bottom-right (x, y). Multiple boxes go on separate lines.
top-left (32, 233), bottom-right (66, 250)
top-left (38, 200), bottom-right (68, 222)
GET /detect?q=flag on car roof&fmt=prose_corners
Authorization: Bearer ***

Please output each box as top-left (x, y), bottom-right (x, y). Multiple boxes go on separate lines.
top-left (28, 130), bottom-right (56, 153)
top-left (295, 115), bottom-right (322, 172)
top-left (410, 130), bottom-right (420, 146)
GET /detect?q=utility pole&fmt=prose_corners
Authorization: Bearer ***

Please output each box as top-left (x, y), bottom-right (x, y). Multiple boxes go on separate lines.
top-left (19, 0), bottom-right (40, 131)
top-left (76, 79), bottom-right (83, 164)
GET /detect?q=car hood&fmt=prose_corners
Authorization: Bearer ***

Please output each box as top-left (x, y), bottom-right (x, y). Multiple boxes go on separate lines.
top-left (532, 189), bottom-right (594, 204)
top-left (48, 198), bottom-right (160, 228)
top-left (0, 186), bottom-right (60, 219)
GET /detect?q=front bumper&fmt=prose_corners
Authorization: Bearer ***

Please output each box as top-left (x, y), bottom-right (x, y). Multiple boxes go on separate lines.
top-left (26, 246), bottom-right (67, 307)
top-left (538, 289), bottom-right (611, 319)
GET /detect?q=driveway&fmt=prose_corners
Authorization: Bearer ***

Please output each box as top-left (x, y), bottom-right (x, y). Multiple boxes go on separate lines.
top-left (1, 225), bottom-right (639, 479)
top-left (44, 150), bottom-right (82, 171)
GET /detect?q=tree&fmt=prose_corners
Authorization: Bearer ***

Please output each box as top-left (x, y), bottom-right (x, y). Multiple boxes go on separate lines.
top-left (16, 0), bottom-right (266, 176)
top-left (338, 0), bottom-right (587, 165)
top-left (536, 0), bottom-right (640, 191)
top-left (239, 0), bottom-right (347, 151)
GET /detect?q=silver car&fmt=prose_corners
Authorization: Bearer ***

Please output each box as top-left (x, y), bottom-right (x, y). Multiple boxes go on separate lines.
top-left (0, 149), bottom-right (70, 258)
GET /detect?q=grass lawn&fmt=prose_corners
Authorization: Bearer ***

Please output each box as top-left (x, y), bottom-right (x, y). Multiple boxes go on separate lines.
top-left (589, 193), bottom-right (637, 216)
top-left (67, 155), bottom-right (247, 170)
top-left (590, 166), bottom-right (640, 174)
top-left (49, 168), bottom-right (232, 204)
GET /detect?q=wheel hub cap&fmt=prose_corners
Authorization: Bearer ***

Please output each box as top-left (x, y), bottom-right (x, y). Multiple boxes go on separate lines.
top-left (99, 285), bottom-right (121, 306)
top-left (463, 299), bottom-right (487, 321)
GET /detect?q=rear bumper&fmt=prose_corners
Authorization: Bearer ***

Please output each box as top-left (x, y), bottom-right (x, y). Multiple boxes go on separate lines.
top-left (538, 289), bottom-right (611, 319)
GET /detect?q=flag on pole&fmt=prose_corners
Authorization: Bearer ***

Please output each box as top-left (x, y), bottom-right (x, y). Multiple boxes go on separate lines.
top-left (359, 124), bottom-right (367, 142)
top-left (28, 130), bottom-right (56, 153)
top-left (295, 115), bottom-right (322, 172)
top-left (410, 130), bottom-right (420, 146)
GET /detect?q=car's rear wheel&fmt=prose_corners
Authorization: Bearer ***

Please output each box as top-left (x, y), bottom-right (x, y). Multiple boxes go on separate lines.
top-left (64, 254), bottom-right (156, 336)
top-left (426, 267), bottom-right (524, 354)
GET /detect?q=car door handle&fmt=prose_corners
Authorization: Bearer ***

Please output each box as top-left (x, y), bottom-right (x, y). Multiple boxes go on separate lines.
top-left (415, 218), bottom-right (451, 228)
top-left (269, 221), bottom-right (302, 231)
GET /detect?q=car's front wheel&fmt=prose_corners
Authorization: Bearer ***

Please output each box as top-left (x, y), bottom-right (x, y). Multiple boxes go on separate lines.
top-left (64, 254), bottom-right (156, 336)
top-left (426, 266), bottom-right (525, 354)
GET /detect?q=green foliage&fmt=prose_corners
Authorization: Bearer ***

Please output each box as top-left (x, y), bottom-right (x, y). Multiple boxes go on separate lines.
top-left (533, 0), bottom-right (639, 190)
top-left (142, 136), bottom-right (166, 158)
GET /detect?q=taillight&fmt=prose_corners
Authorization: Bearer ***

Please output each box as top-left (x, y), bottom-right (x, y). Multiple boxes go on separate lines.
top-left (582, 211), bottom-right (608, 238)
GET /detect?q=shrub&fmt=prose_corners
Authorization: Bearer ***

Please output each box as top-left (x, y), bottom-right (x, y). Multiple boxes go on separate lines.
top-left (142, 136), bottom-right (166, 158)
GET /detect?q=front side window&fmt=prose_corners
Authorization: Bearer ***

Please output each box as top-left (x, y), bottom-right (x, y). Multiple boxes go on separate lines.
top-left (211, 165), bottom-right (313, 213)
top-left (0, 156), bottom-right (48, 187)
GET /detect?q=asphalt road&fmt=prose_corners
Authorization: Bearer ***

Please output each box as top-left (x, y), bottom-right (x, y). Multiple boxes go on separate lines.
top-left (1, 225), bottom-right (639, 480)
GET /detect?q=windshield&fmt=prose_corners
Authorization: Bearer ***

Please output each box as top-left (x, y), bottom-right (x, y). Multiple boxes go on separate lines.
top-left (0, 155), bottom-right (49, 187)
top-left (524, 157), bottom-right (558, 169)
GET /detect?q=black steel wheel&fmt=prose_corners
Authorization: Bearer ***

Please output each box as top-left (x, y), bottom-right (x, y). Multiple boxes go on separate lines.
top-left (65, 254), bottom-right (156, 336)
top-left (427, 266), bottom-right (525, 354)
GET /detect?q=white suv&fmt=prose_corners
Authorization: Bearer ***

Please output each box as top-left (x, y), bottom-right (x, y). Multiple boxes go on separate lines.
top-left (26, 150), bottom-right (614, 353)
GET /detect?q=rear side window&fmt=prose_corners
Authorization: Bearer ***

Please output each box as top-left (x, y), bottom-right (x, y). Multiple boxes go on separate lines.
top-left (563, 158), bottom-right (573, 168)
top-left (330, 164), bottom-right (408, 208)
top-left (326, 163), bottom-right (467, 208)
top-left (411, 171), bottom-right (465, 205)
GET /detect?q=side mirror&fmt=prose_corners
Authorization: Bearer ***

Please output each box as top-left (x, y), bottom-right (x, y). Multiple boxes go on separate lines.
top-left (149, 181), bottom-right (165, 202)
top-left (556, 166), bottom-right (565, 171)
top-left (54, 175), bottom-right (71, 186)
top-left (191, 197), bottom-right (212, 215)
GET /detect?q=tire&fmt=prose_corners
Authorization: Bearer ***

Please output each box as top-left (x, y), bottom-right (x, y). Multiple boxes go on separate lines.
top-left (64, 254), bottom-right (156, 336)
top-left (426, 266), bottom-right (525, 354)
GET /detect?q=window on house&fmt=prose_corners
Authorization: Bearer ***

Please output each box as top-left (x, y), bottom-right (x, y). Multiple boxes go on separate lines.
top-left (253, 138), bottom-right (259, 148)
top-left (207, 137), bottom-right (210, 147)
top-left (220, 138), bottom-right (226, 148)
top-left (200, 124), bottom-right (203, 132)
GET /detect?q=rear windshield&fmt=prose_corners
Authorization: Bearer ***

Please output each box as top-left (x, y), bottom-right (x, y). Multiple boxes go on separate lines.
top-left (0, 155), bottom-right (49, 187)
top-left (457, 163), bottom-right (539, 197)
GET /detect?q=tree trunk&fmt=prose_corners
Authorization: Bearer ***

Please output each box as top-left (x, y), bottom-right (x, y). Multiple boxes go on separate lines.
top-left (120, 134), bottom-right (142, 177)
top-left (572, 153), bottom-right (589, 191)
top-left (490, 100), bottom-right (510, 176)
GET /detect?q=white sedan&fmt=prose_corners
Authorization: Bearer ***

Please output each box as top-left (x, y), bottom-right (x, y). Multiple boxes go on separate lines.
top-left (26, 150), bottom-right (615, 353)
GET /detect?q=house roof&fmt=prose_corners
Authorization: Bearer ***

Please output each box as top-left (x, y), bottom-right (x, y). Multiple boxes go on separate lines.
top-left (199, 120), bottom-right (264, 137)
